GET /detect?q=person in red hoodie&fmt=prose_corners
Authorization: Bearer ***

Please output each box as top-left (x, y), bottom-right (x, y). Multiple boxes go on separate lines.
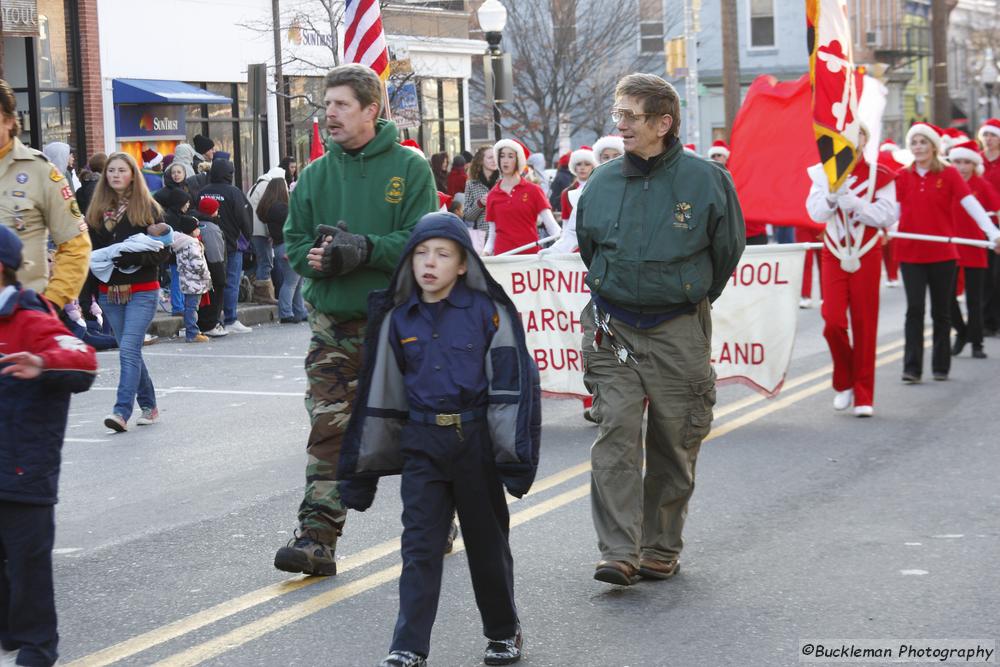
top-left (946, 140), bottom-right (1000, 359)
top-left (977, 118), bottom-right (1000, 335)
top-left (0, 224), bottom-right (97, 667)
top-left (895, 123), bottom-right (1000, 383)
top-left (445, 154), bottom-right (467, 197)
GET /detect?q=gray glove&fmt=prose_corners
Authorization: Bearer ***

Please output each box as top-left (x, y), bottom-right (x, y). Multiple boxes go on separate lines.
top-left (318, 221), bottom-right (372, 276)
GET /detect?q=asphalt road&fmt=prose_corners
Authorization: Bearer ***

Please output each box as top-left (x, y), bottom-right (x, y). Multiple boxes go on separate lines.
top-left (50, 283), bottom-right (1000, 667)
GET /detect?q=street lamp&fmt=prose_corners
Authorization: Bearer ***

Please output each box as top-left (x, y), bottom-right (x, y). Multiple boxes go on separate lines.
top-left (477, 0), bottom-right (510, 142)
top-left (982, 48), bottom-right (999, 120)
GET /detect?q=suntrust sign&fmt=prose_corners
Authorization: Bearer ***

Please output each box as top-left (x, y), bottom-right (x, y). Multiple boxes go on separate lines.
top-left (115, 104), bottom-right (186, 141)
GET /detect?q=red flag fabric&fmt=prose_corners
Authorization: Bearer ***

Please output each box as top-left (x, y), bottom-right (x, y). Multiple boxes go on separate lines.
top-left (309, 118), bottom-right (324, 163)
top-left (344, 0), bottom-right (390, 81)
top-left (729, 74), bottom-right (825, 235)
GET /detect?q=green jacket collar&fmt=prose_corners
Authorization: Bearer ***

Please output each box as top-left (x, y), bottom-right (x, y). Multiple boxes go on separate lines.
top-left (621, 137), bottom-right (682, 178)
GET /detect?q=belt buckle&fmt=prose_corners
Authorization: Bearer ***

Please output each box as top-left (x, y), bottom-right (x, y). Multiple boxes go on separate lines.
top-left (435, 413), bottom-right (459, 426)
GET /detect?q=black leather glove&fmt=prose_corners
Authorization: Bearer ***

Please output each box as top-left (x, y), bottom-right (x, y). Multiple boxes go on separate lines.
top-left (319, 222), bottom-right (372, 276)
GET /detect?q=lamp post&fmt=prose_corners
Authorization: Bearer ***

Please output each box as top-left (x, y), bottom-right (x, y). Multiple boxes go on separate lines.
top-left (983, 49), bottom-right (999, 120)
top-left (477, 0), bottom-right (508, 142)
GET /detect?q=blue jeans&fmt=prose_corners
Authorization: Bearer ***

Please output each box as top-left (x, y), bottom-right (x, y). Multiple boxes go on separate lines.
top-left (99, 290), bottom-right (157, 421)
top-left (224, 250), bottom-right (243, 325)
top-left (273, 243), bottom-right (308, 320)
top-left (169, 264), bottom-right (184, 314)
top-left (251, 235), bottom-right (274, 281)
top-left (774, 226), bottom-right (796, 244)
top-left (183, 293), bottom-right (202, 340)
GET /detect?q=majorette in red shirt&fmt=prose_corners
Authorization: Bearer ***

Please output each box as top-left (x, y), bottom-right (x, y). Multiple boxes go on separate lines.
top-left (894, 165), bottom-right (972, 264)
top-left (951, 174), bottom-right (1000, 269)
top-left (486, 178), bottom-right (550, 255)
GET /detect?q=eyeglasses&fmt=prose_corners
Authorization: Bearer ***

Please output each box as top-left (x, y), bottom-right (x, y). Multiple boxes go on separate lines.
top-left (610, 108), bottom-right (661, 124)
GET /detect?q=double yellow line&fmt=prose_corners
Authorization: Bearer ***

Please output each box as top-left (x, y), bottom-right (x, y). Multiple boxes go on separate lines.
top-left (67, 335), bottom-right (913, 667)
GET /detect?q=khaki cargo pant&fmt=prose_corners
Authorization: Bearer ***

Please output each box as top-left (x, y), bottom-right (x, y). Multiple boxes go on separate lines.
top-left (297, 311), bottom-right (366, 547)
top-left (582, 299), bottom-right (716, 568)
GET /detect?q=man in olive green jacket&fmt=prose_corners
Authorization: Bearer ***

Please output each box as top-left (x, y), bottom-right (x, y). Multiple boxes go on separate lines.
top-left (577, 73), bottom-right (745, 587)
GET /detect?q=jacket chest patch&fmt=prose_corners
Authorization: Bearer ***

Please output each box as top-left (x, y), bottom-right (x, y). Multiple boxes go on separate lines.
top-left (673, 201), bottom-right (693, 228)
top-left (385, 177), bottom-right (405, 204)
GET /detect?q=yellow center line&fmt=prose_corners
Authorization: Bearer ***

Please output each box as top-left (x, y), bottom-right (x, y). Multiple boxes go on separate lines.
top-left (67, 334), bottom-right (916, 667)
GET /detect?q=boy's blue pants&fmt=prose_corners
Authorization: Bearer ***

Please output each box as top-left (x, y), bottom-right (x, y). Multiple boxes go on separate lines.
top-left (390, 419), bottom-right (518, 658)
top-left (0, 502), bottom-right (57, 667)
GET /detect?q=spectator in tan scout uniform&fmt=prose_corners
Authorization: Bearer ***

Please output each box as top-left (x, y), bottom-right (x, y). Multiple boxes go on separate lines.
top-left (274, 63), bottom-right (437, 576)
top-left (0, 79), bottom-right (90, 309)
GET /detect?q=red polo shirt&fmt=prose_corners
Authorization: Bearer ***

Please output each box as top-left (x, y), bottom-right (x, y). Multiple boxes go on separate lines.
top-left (486, 178), bottom-right (550, 255)
top-left (952, 174), bottom-right (1000, 269)
top-left (895, 165), bottom-right (971, 264)
top-left (984, 154), bottom-right (1000, 194)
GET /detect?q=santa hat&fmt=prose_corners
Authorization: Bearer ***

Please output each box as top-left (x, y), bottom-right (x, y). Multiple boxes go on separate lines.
top-left (948, 139), bottom-right (985, 175)
top-left (569, 147), bottom-right (597, 172)
top-left (905, 122), bottom-right (943, 154)
top-left (706, 140), bottom-right (730, 160)
top-left (198, 196), bottom-right (220, 217)
top-left (978, 118), bottom-right (1000, 144)
top-left (400, 139), bottom-right (425, 158)
top-left (141, 148), bottom-right (163, 169)
top-left (494, 139), bottom-right (530, 173)
top-left (592, 135), bottom-right (625, 163)
top-left (683, 143), bottom-right (697, 153)
top-left (939, 127), bottom-right (969, 153)
top-left (879, 139), bottom-right (899, 152)
top-left (557, 152), bottom-right (571, 168)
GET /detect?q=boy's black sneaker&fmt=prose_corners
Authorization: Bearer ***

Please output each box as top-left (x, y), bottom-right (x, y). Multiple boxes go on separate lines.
top-left (378, 650), bottom-right (426, 667)
top-left (273, 530), bottom-right (337, 576)
top-left (484, 626), bottom-right (523, 665)
top-left (444, 519), bottom-right (459, 554)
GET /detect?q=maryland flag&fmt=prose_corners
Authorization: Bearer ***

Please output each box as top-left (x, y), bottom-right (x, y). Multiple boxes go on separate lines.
top-left (807, 0), bottom-right (864, 191)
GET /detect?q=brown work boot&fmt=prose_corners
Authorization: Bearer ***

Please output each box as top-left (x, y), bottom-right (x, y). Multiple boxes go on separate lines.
top-left (638, 557), bottom-right (680, 580)
top-left (252, 279), bottom-right (278, 305)
top-left (593, 560), bottom-right (639, 586)
top-left (273, 529), bottom-right (337, 576)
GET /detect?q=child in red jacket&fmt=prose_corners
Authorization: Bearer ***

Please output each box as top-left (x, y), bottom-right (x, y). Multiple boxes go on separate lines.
top-left (0, 224), bottom-right (97, 667)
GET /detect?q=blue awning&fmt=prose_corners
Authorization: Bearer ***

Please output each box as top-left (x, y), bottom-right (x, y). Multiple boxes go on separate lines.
top-left (112, 79), bottom-right (232, 105)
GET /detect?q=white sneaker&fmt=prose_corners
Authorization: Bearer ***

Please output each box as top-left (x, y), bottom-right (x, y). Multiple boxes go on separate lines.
top-left (136, 407), bottom-right (159, 426)
top-left (833, 389), bottom-right (854, 411)
top-left (885, 279), bottom-right (900, 288)
top-left (799, 298), bottom-right (813, 309)
top-left (203, 324), bottom-right (229, 338)
top-left (225, 320), bottom-right (253, 334)
top-left (1, 648), bottom-right (19, 667)
top-left (854, 405), bottom-right (874, 418)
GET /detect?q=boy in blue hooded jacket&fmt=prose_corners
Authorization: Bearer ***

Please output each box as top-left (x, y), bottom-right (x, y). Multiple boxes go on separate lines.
top-left (337, 213), bottom-right (541, 667)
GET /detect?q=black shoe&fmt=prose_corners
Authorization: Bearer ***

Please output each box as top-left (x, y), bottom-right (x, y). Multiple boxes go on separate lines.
top-left (444, 519), bottom-right (459, 554)
top-left (273, 530), bottom-right (337, 576)
top-left (952, 334), bottom-right (967, 356)
top-left (972, 346), bottom-right (987, 359)
top-left (378, 650), bottom-right (426, 667)
top-left (932, 373), bottom-right (948, 381)
top-left (484, 626), bottom-right (523, 665)
top-left (279, 317), bottom-right (298, 324)
top-left (984, 328), bottom-right (998, 338)
top-left (901, 372), bottom-right (921, 384)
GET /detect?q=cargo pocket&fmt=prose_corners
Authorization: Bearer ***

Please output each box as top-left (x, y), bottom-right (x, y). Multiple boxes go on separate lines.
top-left (683, 378), bottom-right (716, 449)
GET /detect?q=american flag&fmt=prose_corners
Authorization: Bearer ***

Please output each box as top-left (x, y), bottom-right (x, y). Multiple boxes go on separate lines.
top-left (343, 0), bottom-right (390, 81)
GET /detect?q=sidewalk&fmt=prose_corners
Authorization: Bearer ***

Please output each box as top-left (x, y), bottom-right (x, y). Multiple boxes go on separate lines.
top-left (148, 303), bottom-right (279, 339)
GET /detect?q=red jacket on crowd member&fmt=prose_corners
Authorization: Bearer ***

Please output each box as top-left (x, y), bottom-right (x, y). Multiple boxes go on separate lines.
top-left (894, 164), bottom-right (972, 264)
top-left (952, 175), bottom-right (1000, 269)
top-left (446, 157), bottom-right (467, 197)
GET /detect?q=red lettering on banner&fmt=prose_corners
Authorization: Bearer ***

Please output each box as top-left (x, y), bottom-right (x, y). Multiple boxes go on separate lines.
top-left (533, 347), bottom-right (582, 372)
top-left (521, 309), bottom-right (582, 333)
top-left (729, 262), bottom-right (790, 287)
top-left (543, 268), bottom-right (555, 292)
top-left (711, 342), bottom-right (765, 365)
top-left (512, 272), bottom-right (525, 294)
top-left (506, 269), bottom-right (591, 294)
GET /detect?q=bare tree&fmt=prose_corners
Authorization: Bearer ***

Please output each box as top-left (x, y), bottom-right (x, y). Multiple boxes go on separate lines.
top-left (469, 0), bottom-right (641, 160)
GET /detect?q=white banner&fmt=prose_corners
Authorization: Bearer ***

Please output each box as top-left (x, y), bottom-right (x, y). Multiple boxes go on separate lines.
top-left (484, 244), bottom-right (806, 398)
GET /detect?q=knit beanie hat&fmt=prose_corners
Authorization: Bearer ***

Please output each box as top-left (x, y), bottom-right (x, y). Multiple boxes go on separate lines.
top-left (193, 134), bottom-right (215, 155)
top-left (198, 196), bottom-right (220, 217)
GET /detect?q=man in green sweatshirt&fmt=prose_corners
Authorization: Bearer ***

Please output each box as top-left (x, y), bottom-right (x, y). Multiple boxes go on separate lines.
top-left (275, 64), bottom-right (438, 575)
top-left (577, 73), bottom-right (745, 587)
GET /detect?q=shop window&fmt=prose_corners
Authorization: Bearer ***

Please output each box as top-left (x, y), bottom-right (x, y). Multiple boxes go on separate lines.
top-left (39, 90), bottom-right (77, 147)
top-left (749, 0), bottom-right (775, 48)
top-left (419, 78), bottom-right (465, 157)
top-left (37, 0), bottom-right (76, 88)
top-left (284, 75), bottom-right (325, 165)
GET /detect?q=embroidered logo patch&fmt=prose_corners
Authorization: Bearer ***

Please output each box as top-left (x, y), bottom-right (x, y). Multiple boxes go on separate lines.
top-left (49, 167), bottom-right (64, 182)
top-left (69, 200), bottom-right (82, 218)
top-left (60, 185), bottom-right (73, 200)
top-left (12, 190), bottom-right (25, 198)
top-left (15, 173), bottom-right (28, 184)
top-left (522, 192), bottom-right (529, 203)
top-left (385, 176), bottom-right (405, 204)
top-left (400, 336), bottom-right (418, 345)
top-left (673, 201), bottom-right (693, 228)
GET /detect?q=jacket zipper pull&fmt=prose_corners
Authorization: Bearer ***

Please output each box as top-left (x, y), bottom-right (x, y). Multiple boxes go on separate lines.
top-left (644, 178), bottom-right (649, 191)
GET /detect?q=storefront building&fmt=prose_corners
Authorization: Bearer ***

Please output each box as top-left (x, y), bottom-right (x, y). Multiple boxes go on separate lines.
top-left (0, 0), bottom-right (103, 160)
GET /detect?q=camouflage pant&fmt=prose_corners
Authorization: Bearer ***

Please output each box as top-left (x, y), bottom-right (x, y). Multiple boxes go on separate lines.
top-left (297, 311), bottom-right (366, 547)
